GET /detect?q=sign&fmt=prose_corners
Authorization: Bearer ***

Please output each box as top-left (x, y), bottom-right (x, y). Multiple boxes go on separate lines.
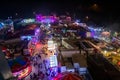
top-left (86, 32), bottom-right (91, 37)
top-left (74, 63), bottom-right (80, 68)
top-left (50, 55), bottom-right (58, 67)
top-left (48, 40), bottom-right (55, 50)
top-left (61, 66), bottom-right (66, 72)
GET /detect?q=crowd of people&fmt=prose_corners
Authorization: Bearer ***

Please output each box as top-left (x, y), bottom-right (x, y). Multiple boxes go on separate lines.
top-left (24, 53), bottom-right (58, 80)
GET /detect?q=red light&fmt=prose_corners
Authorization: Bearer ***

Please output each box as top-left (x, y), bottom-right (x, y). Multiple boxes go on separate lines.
top-left (28, 48), bottom-right (33, 56)
top-left (118, 61), bottom-right (120, 66)
top-left (2, 47), bottom-right (7, 52)
top-left (53, 77), bottom-right (59, 80)
top-left (28, 49), bottom-right (31, 52)
top-left (36, 43), bottom-right (41, 49)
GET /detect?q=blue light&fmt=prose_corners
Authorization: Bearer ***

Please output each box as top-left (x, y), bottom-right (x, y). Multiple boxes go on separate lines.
top-left (21, 36), bottom-right (32, 40)
top-left (27, 36), bottom-right (32, 40)
top-left (75, 19), bottom-right (80, 23)
top-left (0, 22), bottom-right (4, 29)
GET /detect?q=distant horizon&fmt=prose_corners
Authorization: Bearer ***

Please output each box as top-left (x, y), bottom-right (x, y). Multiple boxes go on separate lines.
top-left (0, 0), bottom-right (120, 19)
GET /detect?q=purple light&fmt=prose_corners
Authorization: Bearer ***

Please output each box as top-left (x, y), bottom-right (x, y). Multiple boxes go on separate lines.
top-left (36, 14), bottom-right (56, 23)
top-left (36, 29), bottom-right (40, 32)
top-left (36, 14), bottom-right (42, 21)
top-left (31, 37), bottom-right (37, 44)
top-left (35, 28), bottom-right (40, 36)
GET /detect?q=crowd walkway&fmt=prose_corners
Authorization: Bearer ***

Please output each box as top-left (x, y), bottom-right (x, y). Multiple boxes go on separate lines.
top-left (24, 53), bottom-right (57, 80)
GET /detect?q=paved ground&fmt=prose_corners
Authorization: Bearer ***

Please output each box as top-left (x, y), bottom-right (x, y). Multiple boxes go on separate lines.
top-left (23, 53), bottom-right (52, 80)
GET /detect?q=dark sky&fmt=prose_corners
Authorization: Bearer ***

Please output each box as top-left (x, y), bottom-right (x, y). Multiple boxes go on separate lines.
top-left (0, 0), bottom-right (120, 19)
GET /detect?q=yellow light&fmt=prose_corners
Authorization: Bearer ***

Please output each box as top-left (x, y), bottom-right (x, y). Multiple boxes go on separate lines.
top-left (19, 66), bottom-right (32, 79)
top-left (104, 50), bottom-right (107, 54)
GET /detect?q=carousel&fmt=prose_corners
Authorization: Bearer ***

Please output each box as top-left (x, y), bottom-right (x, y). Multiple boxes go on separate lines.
top-left (8, 56), bottom-right (32, 79)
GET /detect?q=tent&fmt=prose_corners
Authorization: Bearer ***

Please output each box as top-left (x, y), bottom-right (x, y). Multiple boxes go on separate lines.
top-left (53, 72), bottom-right (83, 80)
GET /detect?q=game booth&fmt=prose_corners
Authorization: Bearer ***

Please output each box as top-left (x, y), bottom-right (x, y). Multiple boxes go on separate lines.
top-left (8, 56), bottom-right (32, 79)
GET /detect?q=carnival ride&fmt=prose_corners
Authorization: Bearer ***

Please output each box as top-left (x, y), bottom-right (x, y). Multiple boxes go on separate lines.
top-left (8, 56), bottom-right (32, 79)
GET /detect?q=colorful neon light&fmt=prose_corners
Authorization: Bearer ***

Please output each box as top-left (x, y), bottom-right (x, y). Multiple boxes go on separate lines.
top-left (13, 66), bottom-right (32, 79)
top-left (36, 15), bottom-right (56, 23)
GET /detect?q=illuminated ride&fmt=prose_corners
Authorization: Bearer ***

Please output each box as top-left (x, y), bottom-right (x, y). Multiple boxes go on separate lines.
top-left (8, 56), bottom-right (32, 79)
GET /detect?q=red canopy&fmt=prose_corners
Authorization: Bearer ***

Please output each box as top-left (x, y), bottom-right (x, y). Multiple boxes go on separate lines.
top-left (53, 72), bottom-right (83, 80)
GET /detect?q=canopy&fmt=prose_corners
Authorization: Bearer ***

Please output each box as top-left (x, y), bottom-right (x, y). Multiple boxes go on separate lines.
top-left (53, 72), bottom-right (83, 80)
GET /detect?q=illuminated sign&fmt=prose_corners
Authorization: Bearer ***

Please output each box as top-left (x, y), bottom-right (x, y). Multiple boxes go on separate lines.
top-left (86, 32), bottom-right (92, 37)
top-left (50, 55), bottom-right (58, 67)
top-left (48, 40), bottom-right (55, 50)
top-left (21, 19), bottom-right (35, 23)
top-left (21, 36), bottom-right (33, 40)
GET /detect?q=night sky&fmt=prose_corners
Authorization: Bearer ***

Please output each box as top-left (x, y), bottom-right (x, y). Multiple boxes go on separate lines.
top-left (0, 0), bottom-right (120, 20)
